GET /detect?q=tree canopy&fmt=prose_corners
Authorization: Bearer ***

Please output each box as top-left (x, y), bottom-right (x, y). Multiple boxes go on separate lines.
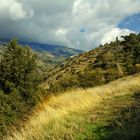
top-left (0, 40), bottom-right (43, 138)
top-left (0, 40), bottom-right (39, 95)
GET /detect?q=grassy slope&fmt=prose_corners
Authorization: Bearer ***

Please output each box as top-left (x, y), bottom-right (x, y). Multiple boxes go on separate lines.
top-left (5, 73), bottom-right (140, 140)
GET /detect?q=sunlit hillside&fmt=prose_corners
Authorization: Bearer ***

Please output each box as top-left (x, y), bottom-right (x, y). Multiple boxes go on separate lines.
top-left (44, 33), bottom-right (140, 93)
top-left (6, 73), bottom-right (140, 140)
top-left (1, 1), bottom-right (140, 140)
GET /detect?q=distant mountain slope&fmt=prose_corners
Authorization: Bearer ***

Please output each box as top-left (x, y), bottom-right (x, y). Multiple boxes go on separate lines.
top-left (44, 33), bottom-right (140, 92)
top-left (0, 38), bottom-right (83, 75)
top-left (0, 38), bottom-right (83, 57)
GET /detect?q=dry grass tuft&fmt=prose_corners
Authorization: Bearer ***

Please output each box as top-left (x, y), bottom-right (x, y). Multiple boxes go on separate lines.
top-left (6, 74), bottom-right (140, 140)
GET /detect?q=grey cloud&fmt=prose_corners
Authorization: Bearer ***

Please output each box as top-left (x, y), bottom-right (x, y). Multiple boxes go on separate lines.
top-left (0, 0), bottom-right (140, 50)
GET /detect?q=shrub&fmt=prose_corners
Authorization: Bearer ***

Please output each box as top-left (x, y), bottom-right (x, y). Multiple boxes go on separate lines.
top-left (0, 40), bottom-right (42, 138)
top-left (78, 69), bottom-right (105, 88)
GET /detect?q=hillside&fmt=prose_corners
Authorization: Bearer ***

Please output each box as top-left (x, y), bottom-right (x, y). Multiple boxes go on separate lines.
top-left (0, 40), bottom-right (84, 138)
top-left (1, 34), bottom-right (140, 140)
top-left (6, 73), bottom-right (140, 140)
top-left (0, 38), bottom-right (83, 55)
top-left (0, 40), bottom-right (83, 79)
top-left (44, 33), bottom-right (140, 92)
top-left (0, 38), bottom-right (83, 71)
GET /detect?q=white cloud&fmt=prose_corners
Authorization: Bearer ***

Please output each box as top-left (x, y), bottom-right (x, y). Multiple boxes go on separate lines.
top-left (0, 0), bottom-right (140, 50)
top-left (56, 28), bottom-right (67, 37)
top-left (101, 28), bottom-right (134, 45)
top-left (0, 0), bottom-right (33, 21)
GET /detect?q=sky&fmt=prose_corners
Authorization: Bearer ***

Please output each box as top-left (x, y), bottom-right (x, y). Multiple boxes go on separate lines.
top-left (0, 0), bottom-right (140, 51)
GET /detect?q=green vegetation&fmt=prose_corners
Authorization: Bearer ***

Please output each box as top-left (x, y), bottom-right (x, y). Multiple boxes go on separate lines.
top-left (0, 33), bottom-right (140, 139)
top-left (6, 73), bottom-right (140, 140)
top-left (46, 33), bottom-right (140, 93)
top-left (0, 42), bottom-right (82, 81)
top-left (99, 94), bottom-right (140, 140)
top-left (69, 94), bottom-right (140, 140)
top-left (0, 40), bottom-right (43, 138)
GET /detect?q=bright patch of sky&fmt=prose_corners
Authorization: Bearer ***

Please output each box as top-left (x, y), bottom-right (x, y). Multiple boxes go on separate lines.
top-left (118, 13), bottom-right (140, 32)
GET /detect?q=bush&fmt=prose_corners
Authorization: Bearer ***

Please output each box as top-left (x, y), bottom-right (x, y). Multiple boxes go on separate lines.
top-left (78, 69), bottom-right (105, 88)
top-left (0, 40), bottom-right (42, 138)
top-left (104, 68), bottom-right (120, 83)
top-left (50, 75), bottom-right (79, 93)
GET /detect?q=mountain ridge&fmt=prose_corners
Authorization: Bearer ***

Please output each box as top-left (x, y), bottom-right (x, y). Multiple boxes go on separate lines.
top-left (0, 37), bottom-right (83, 57)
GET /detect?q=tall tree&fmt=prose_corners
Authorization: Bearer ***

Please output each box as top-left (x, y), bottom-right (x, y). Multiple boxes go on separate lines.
top-left (0, 40), bottom-right (39, 97)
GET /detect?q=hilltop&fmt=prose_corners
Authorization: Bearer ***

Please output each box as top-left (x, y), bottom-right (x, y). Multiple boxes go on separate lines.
top-left (44, 33), bottom-right (140, 92)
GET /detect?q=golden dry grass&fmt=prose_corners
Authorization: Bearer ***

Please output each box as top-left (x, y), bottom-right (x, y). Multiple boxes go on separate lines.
top-left (6, 74), bottom-right (140, 140)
